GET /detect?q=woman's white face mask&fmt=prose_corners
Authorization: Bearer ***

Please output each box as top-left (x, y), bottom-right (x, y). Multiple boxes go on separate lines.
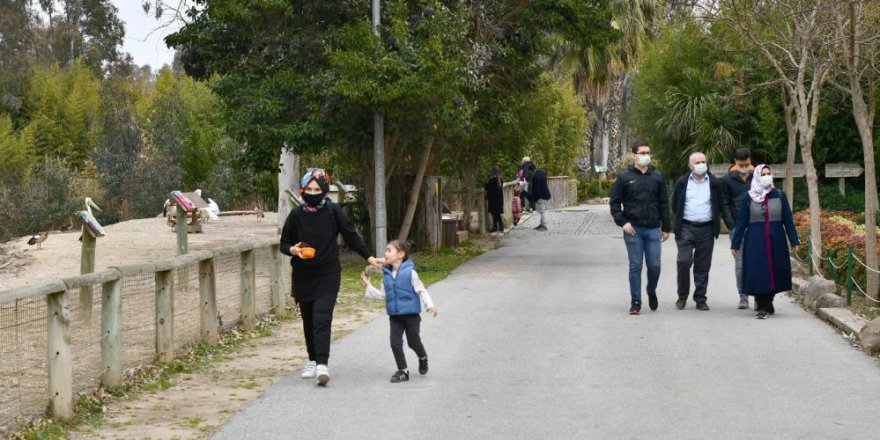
top-left (759, 175), bottom-right (774, 187)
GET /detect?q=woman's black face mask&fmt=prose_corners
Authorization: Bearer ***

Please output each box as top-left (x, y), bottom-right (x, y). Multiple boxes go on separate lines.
top-left (303, 192), bottom-right (325, 206)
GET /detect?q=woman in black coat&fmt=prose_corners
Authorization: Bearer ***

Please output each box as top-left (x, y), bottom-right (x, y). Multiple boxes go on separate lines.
top-left (280, 168), bottom-right (382, 385)
top-left (484, 165), bottom-right (505, 232)
top-left (730, 165), bottom-right (800, 319)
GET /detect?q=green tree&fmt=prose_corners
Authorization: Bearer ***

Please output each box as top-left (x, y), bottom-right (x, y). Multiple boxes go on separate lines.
top-left (19, 61), bottom-right (102, 170)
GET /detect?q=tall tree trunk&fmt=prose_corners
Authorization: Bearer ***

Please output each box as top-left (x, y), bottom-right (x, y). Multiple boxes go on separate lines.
top-left (849, 78), bottom-right (878, 299)
top-left (842, 1), bottom-right (878, 298)
top-left (277, 149), bottom-right (299, 234)
top-left (461, 161), bottom-right (477, 232)
top-left (617, 72), bottom-right (635, 171)
top-left (362, 150), bottom-right (377, 251)
top-left (782, 87), bottom-right (797, 203)
top-left (397, 137), bottom-right (434, 242)
top-left (855, 110), bottom-right (878, 299)
top-left (794, 83), bottom-right (825, 271)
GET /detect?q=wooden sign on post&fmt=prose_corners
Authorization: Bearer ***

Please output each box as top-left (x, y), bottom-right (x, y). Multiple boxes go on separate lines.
top-left (709, 164), bottom-right (730, 176)
top-left (825, 162), bottom-right (864, 196)
top-left (767, 164), bottom-right (806, 179)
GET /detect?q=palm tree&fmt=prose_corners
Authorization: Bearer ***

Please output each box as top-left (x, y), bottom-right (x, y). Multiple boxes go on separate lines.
top-left (553, 0), bottom-right (661, 176)
top-left (657, 68), bottom-right (743, 165)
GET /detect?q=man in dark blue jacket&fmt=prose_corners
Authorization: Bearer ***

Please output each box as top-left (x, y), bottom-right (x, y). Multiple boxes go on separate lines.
top-left (610, 140), bottom-right (671, 315)
top-left (672, 152), bottom-right (723, 311)
top-left (720, 148), bottom-right (754, 309)
top-left (529, 168), bottom-right (552, 231)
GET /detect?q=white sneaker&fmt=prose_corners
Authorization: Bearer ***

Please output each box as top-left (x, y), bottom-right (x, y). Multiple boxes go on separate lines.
top-left (316, 364), bottom-right (330, 386)
top-left (301, 361), bottom-right (317, 379)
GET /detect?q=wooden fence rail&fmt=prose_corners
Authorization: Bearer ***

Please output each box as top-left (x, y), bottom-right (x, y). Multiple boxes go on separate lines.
top-left (0, 236), bottom-right (287, 424)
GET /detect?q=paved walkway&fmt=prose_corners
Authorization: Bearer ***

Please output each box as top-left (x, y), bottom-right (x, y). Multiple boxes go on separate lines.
top-left (212, 205), bottom-right (880, 439)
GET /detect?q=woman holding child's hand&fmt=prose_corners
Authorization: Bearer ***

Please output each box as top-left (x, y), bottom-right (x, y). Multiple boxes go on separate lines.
top-left (279, 168), bottom-right (383, 386)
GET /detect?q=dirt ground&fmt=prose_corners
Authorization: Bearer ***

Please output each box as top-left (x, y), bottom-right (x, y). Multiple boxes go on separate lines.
top-left (66, 308), bottom-right (383, 440)
top-left (0, 212), bottom-right (279, 292)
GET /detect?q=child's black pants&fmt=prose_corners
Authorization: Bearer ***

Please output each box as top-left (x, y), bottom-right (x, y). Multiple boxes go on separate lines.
top-left (389, 314), bottom-right (427, 370)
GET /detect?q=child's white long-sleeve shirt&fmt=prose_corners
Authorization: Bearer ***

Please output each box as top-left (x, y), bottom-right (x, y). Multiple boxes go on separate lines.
top-left (365, 269), bottom-right (435, 311)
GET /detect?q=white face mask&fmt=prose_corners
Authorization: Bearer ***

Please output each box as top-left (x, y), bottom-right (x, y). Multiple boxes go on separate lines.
top-left (760, 175), bottom-right (773, 187)
top-left (693, 164), bottom-right (708, 175)
top-left (637, 154), bottom-right (651, 166)
top-left (738, 166), bottom-right (751, 174)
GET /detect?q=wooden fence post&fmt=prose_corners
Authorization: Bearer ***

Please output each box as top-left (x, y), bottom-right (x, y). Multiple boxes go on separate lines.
top-left (176, 205), bottom-right (191, 290)
top-left (101, 279), bottom-right (123, 387)
top-left (269, 244), bottom-right (286, 316)
top-left (240, 250), bottom-right (257, 329)
top-left (155, 270), bottom-right (174, 363)
top-left (199, 258), bottom-right (219, 345)
top-left (79, 232), bottom-right (96, 319)
top-left (47, 290), bottom-right (73, 419)
top-left (176, 205), bottom-right (188, 255)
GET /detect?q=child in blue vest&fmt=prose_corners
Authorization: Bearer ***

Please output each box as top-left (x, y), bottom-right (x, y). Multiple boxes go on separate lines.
top-left (361, 240), bottom-right (438, 383)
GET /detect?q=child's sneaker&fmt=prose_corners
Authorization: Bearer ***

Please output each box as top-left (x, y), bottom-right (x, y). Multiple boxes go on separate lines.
top-left (390, 370), bottom-right (409, 383)
top-left (316, 364), bottom-right (330, 386)
top-left (301, 361), bottom-right (317, 379)
top-left (418, 357), bottom-right (428, 375)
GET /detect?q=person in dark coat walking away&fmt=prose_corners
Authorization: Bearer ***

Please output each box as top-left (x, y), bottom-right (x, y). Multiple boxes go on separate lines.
top-left (721, 148), bottom-right (755, 309)
top-left (730, 165), bottom-right (800, 319)
top-left (362, 240), bottom-right (437, 383)
top-left (529, 168), bottom-right (552, 231)
top-left (610, 140), bottom-right (671, 315)
top-left (485, 165), bottom-right (505, 233)
top-left (672, 152), bottom-right (723, 311)
top-left (280, 168), bottom-right (383, 385)
top-left (520, 157), bottom-right (537, 212)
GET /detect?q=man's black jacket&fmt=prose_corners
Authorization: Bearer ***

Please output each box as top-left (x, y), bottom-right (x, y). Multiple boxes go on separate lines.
top-left (609, 165), bottom-right (671, 232)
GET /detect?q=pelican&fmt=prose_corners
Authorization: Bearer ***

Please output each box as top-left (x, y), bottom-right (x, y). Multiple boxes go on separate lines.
top-left (79, 197), bottom-right (103, 241)
top-left (28, 231), bottom-right (49, 249)
top-left (84, 197), bottom-right (101, 216)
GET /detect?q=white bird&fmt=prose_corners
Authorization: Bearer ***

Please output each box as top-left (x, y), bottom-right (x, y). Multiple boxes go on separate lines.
top-left (206, 198), bottom-right (220, 221)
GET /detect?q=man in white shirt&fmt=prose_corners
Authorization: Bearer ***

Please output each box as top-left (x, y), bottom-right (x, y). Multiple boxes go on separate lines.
top-left (671, 152), bottom-right (723, 311)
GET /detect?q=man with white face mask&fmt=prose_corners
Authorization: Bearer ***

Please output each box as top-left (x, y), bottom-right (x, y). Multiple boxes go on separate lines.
top-left (672, 152), bottom-right (723, 311)
top-left (610, 140), bottom-right (671, 315)
top-left (721, 148), bottom-right (755, 309)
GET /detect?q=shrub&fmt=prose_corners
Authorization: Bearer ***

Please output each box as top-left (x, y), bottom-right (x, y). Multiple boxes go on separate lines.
top-left (793, 209), bottom-right (880, 289)
top-left (578, 179), bottom-right (615, 202)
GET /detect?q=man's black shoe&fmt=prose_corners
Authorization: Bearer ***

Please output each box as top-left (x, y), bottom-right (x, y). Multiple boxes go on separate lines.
top-left (696, 302), bottom-right (710, 311)
top-left (648, 293), bottom-right (658, 311)
top-left (676, 298), bottom-right (687, 310)
top-left (418, 357), bottom-right (428, 375)
top-left (629, 300), bottom-right (642, 315)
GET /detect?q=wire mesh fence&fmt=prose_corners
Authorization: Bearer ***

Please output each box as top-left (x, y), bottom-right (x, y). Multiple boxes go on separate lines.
top-left (0, 238), bottom-right (287, 432)
top-left (0, 296), bottom-right (49, 430)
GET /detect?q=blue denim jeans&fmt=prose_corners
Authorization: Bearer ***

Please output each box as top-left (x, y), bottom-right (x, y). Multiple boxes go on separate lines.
top-left (623, 226), bottom-right (662, 303)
